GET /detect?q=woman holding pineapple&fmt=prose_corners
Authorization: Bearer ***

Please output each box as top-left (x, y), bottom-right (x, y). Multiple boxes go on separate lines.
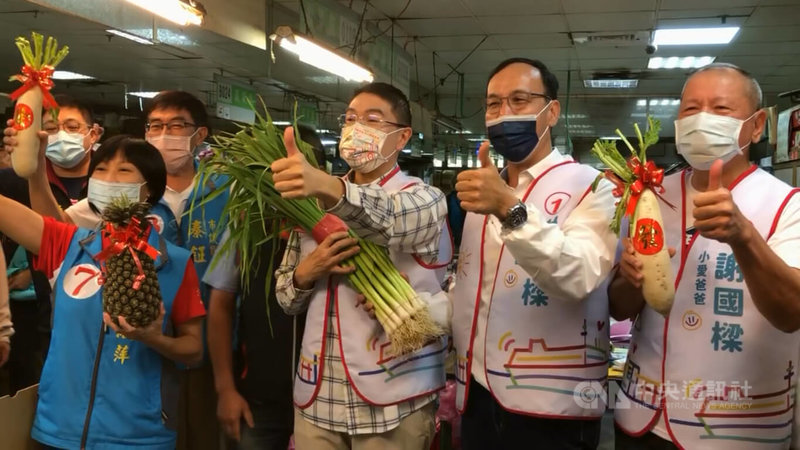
top-left (0, 131), bottom-right (206, 449)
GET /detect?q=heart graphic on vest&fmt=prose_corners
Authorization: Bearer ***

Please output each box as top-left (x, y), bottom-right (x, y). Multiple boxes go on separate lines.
top-left (597, 320), bottom-right (606, 331)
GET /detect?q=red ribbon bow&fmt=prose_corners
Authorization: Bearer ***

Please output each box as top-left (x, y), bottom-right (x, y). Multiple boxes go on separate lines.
top-left (10, 65), bottom-right (59, 110)
top-left (605, 156), bottom-right (674, 217)
top-left (94, 218), bottom-right (159, 290)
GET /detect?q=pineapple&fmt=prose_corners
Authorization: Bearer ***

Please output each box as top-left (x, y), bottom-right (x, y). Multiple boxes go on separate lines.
top-left (100, 197), bottom-right (162, 328)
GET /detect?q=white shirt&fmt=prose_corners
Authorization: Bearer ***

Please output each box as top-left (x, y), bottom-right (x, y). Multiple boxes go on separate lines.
top-left (162, 182), bottom-right (195, 226)
top-left (651, 169), bottom-right (800, 440)
top-left (468, 149), bottom-right (617, 388)
top-left (65, 199), bottom-right (102, 230)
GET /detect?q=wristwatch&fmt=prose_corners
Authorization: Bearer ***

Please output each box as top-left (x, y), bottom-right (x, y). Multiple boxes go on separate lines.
top-left (502, 200), bottom-right (527, 230)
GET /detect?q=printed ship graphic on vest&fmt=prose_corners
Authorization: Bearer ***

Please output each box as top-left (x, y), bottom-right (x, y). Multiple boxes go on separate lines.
top-left (356, 337), bottom-right (446, 382)
top-left (488, 320), bottom-right (607, 396)
top-left (673, 361), bottom-right (796, 444)
top-left (621, 359), bottom-right (797, 444)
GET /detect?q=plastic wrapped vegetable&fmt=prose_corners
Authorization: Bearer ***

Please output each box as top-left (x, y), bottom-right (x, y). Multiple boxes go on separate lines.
top-left (9, 32), bottom-right (69, 177)
top-left (591, 116), bottom-right (675, 316)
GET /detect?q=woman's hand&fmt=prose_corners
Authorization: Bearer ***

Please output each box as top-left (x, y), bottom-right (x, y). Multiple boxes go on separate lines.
top-left (103, 303), bottom-right (166, 345)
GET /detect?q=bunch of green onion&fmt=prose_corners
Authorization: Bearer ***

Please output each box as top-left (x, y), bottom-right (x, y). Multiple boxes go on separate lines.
top-left (196, 101), bottom-right (443, 355)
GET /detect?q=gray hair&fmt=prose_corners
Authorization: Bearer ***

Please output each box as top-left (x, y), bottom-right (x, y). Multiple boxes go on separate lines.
top-left (683, 62), bottom-right (763, 112)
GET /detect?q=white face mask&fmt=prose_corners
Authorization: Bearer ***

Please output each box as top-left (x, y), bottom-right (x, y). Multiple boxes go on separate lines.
top-left (88, 178), bottom-right (146, 214)
top-left (146, 130), bottom-right (198, 174)
top-left (339, 123), bottom-right (404, 173)
top-left (46, 130), bottom-right (90, 168)
top-left (674, 111), bottom-right (755, 170)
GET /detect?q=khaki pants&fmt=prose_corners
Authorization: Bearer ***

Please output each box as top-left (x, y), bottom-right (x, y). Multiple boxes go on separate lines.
top-left (294, 402), bottom-right (436, 450)
top-left (176, 364), bottom-right (221, 450)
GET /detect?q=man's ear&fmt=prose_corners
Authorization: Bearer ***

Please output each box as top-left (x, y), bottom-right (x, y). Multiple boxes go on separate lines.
top-left (548, 100), bottom-right (561, 127)
top-left (89, 124), bottom-right (103, 144)
top-left (195, 126), bottom-right (209, 144)
top-left (395, 127), bottom-right (413, 151)
top-left (749, 108), bottom-right (767, 144)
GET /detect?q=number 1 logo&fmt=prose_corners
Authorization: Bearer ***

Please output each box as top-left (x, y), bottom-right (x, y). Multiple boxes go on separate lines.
top-left (544, 192), bottom-right (571, 216)
top-left (62, 264), bottom-right (102, 299)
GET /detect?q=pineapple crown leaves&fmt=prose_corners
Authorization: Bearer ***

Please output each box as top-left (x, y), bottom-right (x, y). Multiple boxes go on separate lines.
top-left (101, 195), bottom-right (152, 230)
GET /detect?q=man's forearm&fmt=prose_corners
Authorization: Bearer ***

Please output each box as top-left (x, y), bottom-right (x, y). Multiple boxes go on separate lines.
top-left (608, 273), bottom-right (645, 321)
top-left (208, 289), bottom-right (238, 393)
top-left (144, 318), bottom-right (204, 366)
top-left (733, 230), bottom-right (800, 333)
top-left (315, 175), bottom-right (346, 209)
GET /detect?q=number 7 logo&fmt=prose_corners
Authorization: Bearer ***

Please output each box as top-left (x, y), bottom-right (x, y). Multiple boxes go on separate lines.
top-left (63, 264), bottom-right (103, 299)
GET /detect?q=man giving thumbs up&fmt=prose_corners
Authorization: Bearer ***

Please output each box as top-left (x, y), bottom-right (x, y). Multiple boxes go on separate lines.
top-left (450, 58), bottom-right (617, 450)
top-left (611, 63), bottom-right (800, 450)
top-left (272, 82), bottom-right (452, 450)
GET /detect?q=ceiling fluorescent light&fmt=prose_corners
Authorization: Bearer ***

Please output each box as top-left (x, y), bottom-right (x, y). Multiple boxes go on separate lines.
top-left (52, 70), bottom-right (94, 80)
top-left (648, 56), bottom-right (715, 69)
top-left (653, 27), bottom-right (740, 45)
top-left (270, 26), bottom-right (373, 83)
top-left (129, 91), bottom-right (160, 99)
top-left (584, 79), bottom-right (638, 89)
top-left (272, 121), bottom-right (291, 126)
top-left (125, 0), bottom-right (205, 26)
top-left (106, 29), bottom-right (153, 45)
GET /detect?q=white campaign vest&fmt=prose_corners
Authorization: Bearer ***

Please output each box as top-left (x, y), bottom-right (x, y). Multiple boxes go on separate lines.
top-left (615, 167), bottom-right (800, 450)
top-left (294, 168), bottom-right (452, 408)
top-left (452, 160), bottom-right (610, 418)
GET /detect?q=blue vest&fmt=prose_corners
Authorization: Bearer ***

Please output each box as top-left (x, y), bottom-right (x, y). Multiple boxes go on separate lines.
top-left (148, 171), bottom-right (228, 305)
top-left (32, 227), bottom-right (190, 450)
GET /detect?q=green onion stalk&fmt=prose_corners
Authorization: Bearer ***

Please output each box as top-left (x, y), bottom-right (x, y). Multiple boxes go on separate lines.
top-left (193, 100), bottom-right (443, 355)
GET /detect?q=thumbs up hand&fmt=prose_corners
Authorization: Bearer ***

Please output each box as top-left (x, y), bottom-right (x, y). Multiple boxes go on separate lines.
top-left (272, 126), bottom-right (329, 200)
top-left (692, 159), bottom-right (752, 245)
top-left (455, 141), bottom-right (519, 220)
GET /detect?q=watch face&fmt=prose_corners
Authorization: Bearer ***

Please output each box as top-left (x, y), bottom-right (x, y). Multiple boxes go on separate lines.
top-left (506, 202), bottom-right (527, 228)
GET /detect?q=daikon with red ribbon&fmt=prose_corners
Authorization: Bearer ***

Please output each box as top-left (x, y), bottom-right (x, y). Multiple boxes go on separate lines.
top-left (9, 32), bottom-right (69, 178)
top-left (591, 116), bottom-right (675, 316)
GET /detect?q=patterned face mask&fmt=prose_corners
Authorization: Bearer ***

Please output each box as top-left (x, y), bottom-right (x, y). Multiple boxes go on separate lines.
top-left (339, 122), bottom-right (403, 173)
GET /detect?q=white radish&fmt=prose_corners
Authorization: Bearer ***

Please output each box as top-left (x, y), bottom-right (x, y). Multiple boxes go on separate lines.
top-left (631, 189), bottom-right (674, 315)
top-left (10, 86), bottom-right (43, 178)
top-left (9, 32), bottom-right (69, 177)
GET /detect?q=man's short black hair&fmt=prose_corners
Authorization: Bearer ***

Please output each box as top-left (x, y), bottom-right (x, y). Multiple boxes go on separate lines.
top-left (352, 82), bottom-right (412, 127)
top-left (89, 135), bottom-right (167, 206)
top-left (487, 58), bottom-right (559, 100)
top-left (145, 90), bottom-right (210, 132)
top-left (53, 94), bottom-right (94, 125)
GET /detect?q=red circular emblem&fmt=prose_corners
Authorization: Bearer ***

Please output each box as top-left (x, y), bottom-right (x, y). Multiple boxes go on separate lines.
top-left (13, 103), bottom-right (34, 131)
top-left (633, 218), bottom-right (664, 255)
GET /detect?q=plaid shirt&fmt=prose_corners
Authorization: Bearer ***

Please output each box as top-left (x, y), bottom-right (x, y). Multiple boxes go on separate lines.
top-left (275, 166), bottom-right (445, 434)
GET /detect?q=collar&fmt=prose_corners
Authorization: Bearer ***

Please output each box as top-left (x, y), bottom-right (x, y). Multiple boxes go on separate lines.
top-left (502, 148), bottom-right (571, 183)
top-left (344, 164), bottom-right (401, 187)
top-left (45, 159), bottom-right (89, 197)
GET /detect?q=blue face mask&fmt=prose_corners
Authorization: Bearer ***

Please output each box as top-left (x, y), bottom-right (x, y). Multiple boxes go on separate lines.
top-left (46, 130), bottom-right (90, 168)
top-left (87, 178), bottom-right (146, 214)
top-left (486, 102), bottom-right (551, 163)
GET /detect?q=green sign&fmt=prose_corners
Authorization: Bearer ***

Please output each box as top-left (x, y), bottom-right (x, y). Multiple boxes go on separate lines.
top-left (214, 74), bottom-right (257, 124)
